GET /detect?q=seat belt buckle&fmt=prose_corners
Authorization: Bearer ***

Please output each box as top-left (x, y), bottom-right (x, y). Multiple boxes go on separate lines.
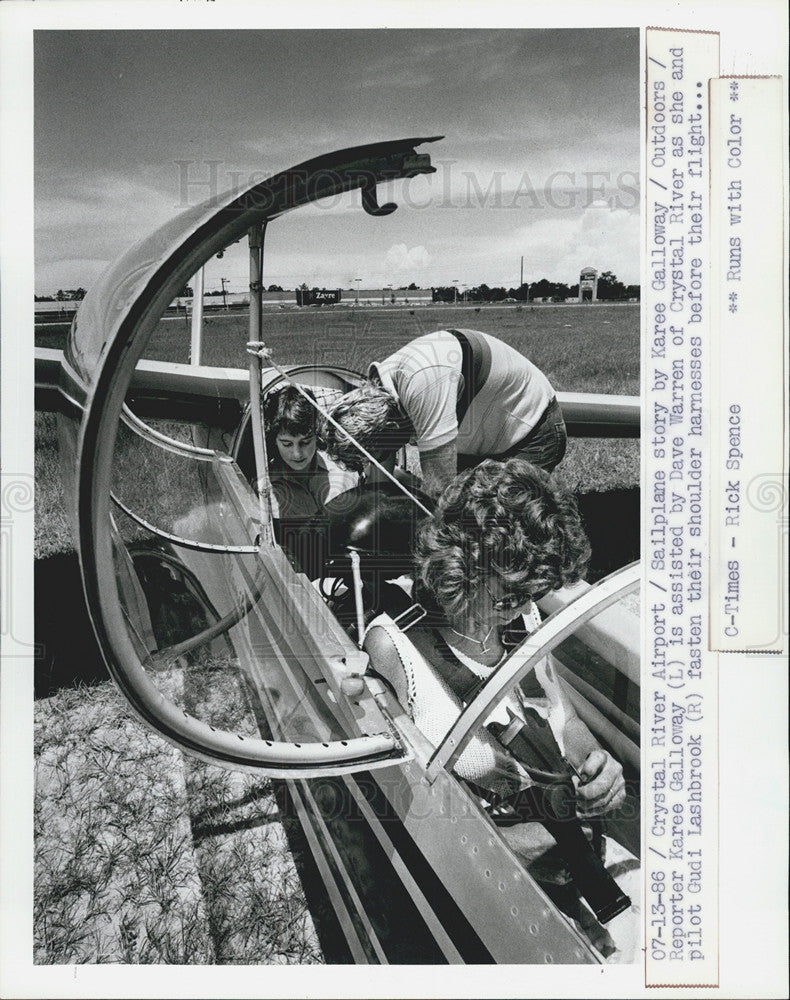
top-left (392, 603), bottom-right (427, 631)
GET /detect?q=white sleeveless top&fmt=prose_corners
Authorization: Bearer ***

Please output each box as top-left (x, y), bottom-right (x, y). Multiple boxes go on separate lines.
top-left (366, 604), bottom-right (569, 799)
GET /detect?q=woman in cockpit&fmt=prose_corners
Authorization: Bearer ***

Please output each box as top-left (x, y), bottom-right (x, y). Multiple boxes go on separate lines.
top-left (263, 384), bottom-right (356, 519)
top-left (363, 457), bottom-right (639, 961)
top-left (261, 384), bottom-right (356, 579)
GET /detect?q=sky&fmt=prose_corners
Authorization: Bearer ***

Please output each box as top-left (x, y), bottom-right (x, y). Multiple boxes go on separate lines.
top-left (34, 28), bottom-right (639, 296)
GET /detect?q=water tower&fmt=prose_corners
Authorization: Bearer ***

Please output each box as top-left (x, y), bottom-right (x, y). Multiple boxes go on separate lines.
top-left (579, 266), bottom-right (598, 302)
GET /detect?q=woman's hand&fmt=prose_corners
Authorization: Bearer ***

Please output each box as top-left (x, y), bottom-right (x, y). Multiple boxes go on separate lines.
top-left (575, 749), bottom-right (626, 818)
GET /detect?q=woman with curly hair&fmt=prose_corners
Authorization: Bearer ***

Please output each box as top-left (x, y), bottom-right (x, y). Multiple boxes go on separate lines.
top-left (415, 456), bottom-right (590, 649)
top-left (364, 457), bottom-right (638, 960)
top-left (367, 457), bottom-right (624, 809)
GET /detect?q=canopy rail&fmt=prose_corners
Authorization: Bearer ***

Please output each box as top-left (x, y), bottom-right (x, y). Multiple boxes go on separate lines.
top-left (140, 549), bottom-right (270, 667)
top-left (120, 402), bottom-right (234, 462)
top-left (108, 530), bottom-right (410, 776)
top-left (111, 491), bottom-right (261, 553)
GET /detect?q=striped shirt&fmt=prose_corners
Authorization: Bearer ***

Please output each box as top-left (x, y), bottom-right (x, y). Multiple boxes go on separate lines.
top-left (370, 329), bottom-right (555, 455)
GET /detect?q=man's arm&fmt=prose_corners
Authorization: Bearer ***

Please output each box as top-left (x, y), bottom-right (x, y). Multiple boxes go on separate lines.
top-left (396, 361), bottom-right (460, 494)
top-left (418, 439), bottom-right (457, 497)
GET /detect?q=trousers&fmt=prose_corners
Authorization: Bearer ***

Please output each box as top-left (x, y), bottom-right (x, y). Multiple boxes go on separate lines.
top-left (457, 397), bottom-right (567, 474)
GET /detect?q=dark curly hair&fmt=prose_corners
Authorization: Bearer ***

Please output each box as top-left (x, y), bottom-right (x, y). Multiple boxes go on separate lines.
top-left (263, 384), bottom-right (319, 454)
top-left (416, 458), bottom-right (590, 621)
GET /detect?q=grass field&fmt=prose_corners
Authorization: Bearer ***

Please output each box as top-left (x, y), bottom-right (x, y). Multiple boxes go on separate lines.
top-left (146, 302), bottom-right (640, 395)
top-left (35, 680), bottom-right (320, 964)
top-left (35, 301), bottom-right (639, 558)
top-left (33, 300), bottom-right (640, 964)
top-left (37, 301), bottom-right (639, 396)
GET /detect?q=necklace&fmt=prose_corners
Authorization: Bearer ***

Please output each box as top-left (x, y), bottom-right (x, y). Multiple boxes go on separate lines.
top-left (449, 622), bottom-right (495, 654)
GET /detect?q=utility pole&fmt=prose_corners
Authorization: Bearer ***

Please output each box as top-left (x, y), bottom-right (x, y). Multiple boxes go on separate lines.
top-left (220, 277), bottom-right (228, 310)
top-left (520, 255), bottom-right (524, 289)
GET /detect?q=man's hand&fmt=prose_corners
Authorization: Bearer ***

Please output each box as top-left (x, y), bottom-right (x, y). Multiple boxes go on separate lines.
top-left (575, 749), bottom-right (626, 818)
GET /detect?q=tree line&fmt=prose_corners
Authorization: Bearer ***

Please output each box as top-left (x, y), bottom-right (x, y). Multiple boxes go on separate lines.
top-left (431, 272), bottom-right (639, 303)
top-left (35, 288), bottom-right (87, 302)
top-left (37, 273), bottom-right (639, 303)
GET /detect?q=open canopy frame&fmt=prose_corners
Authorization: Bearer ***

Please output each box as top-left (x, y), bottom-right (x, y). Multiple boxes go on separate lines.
top-left (58, 138), bottom-right (441, 774)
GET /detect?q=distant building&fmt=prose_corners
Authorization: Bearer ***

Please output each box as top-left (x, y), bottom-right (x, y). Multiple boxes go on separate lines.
top-left (579, 267), bottom-right (598, 302)
top-left (296, 287), bottom-right (342, 306)
top-left (352, 287), bottom-right (433, 306)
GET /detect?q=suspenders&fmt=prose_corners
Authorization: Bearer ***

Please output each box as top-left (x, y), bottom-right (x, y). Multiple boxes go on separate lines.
top-left (448, 329), bottom-right (492, 426)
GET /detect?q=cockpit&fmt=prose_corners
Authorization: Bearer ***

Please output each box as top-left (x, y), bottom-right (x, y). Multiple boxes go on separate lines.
top-left (49, 137), bottom-right (641, 963)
